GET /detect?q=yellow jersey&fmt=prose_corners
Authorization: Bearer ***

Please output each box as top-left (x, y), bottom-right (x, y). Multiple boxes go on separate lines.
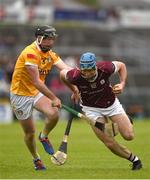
top-left (10, 41), bottom-right (61, 96)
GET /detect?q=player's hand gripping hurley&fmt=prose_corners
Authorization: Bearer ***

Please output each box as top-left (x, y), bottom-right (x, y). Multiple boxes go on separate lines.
top-left (61, 104), bottom-right (101, 128)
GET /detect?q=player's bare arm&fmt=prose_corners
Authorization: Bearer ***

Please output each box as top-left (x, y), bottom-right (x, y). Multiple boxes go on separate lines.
top-left (56, 59), bottom-right (80, 101)
top-left (60, 69), bottom-right (80, 104)
top-left (26, 64), bottom-right (61, 108)
top-left (112, 61), bottom-right (127, 94)
top-left (55, 59), bottom-right (72, 71)
top-left (57, 61), bottom-right (80, 103)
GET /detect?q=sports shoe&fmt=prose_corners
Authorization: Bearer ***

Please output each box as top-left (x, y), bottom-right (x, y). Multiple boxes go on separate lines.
top-left (132, 160), bottom-right (142, 170)
top-left (39, 132), bottom-right (54, 155)
top-left (33, 158), bottom-right (46, 170)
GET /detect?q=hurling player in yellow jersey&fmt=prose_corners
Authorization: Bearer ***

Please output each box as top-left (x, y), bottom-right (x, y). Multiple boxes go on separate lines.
top-left (10, 25), bottom-right (78, 170)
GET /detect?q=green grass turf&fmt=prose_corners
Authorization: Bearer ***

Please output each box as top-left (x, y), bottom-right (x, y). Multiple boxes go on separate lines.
top-left (0, 119), bottom-right (150, 179)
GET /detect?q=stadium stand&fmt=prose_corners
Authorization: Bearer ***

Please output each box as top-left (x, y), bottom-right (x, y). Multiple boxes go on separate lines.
top-left (0, 0), bottom-right (150, 119)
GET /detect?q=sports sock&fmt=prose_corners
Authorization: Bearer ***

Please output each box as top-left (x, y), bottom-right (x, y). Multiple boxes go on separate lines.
top-left (33, 157), bottom-right (40, 161)
top-left (40, 131), bottom-right (48, 139)
top-left (128, 153), bottom-right (139, 162)
top-left (33, 153), bottom-right (40, 161)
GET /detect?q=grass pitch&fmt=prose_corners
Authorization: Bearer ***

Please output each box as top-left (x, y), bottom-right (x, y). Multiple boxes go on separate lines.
top-left (0, 119), bottom-right (150, 179)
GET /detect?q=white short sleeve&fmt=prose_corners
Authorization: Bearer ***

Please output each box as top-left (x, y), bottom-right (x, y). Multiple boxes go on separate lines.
top-left (112, 61), bottom-right (118, 73)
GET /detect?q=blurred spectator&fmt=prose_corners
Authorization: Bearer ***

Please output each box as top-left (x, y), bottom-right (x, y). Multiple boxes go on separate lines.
top-left (5, 61), bottom-right (15, 83)
top-left (49, 76), bottom-right (71, 104)
top-left (127, 105), bottom-right (144, 120)
top-left (0, 6), bottom-right (6, 21)
top-left (0, 65), bottom-right (9, 98)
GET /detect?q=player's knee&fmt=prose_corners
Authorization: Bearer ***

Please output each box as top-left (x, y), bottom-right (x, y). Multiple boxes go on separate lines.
top-left (46, 110), bottom-right (59, 121)
top-left (123, 131), bottom-right (134, 141)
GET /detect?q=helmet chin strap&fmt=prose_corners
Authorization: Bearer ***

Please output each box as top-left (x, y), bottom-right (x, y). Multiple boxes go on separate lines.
top-left (36, 36), bottom-right (44, 45)
top-left (81, 68), bottom-right (98, 82)
top-left (87, 70), bottom-right (98, 82)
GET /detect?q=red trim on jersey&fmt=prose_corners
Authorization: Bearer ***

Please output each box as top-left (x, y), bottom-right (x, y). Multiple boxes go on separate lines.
top-left (27, 54), bottom-right (37, 59)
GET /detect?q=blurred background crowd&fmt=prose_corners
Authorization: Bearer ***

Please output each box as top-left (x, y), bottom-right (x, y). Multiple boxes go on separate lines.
top-left (0, 0), bottom-right (150, 122)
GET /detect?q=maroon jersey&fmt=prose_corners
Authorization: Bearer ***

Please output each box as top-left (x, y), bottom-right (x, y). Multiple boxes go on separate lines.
top-left (66, 61), bottom-right (116, 108)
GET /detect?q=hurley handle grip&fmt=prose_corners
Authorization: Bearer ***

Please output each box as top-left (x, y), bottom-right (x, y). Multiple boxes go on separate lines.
top-left (62, 104), bottom-right (84, 118)
top-left (62, 104), bottom-right (105, 131)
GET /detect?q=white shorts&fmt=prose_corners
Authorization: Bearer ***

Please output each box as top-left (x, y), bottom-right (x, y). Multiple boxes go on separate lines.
top-left (82, 98), bottom-right (126, 123)
top-left (10, 92), bottom-right (44, 120)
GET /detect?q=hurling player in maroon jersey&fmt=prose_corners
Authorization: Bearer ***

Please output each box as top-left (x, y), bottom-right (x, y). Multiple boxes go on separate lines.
top-left (60, 52), bottom-right (142, 170)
